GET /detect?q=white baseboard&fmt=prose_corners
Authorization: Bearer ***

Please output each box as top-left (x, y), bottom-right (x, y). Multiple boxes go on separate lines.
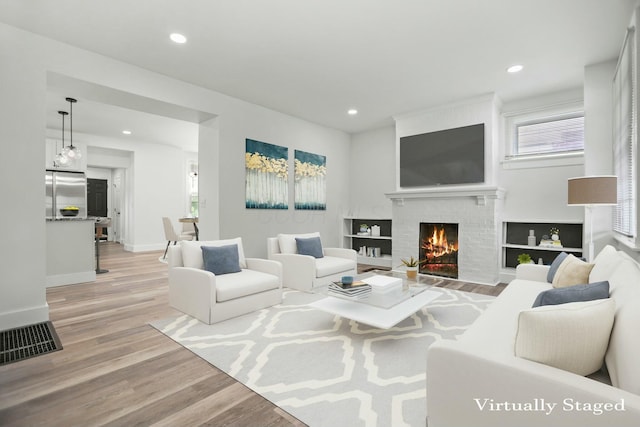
top-left (124, 243), bottom-right (167, 253)
top-left (46, 271), bottom-right (97, 287)
top-left (0, 303), bottom-right (49, 331)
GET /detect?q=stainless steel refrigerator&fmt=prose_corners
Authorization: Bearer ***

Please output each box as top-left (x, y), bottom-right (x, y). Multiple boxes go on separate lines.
top-left (45, 169), bottom-right (88, 219)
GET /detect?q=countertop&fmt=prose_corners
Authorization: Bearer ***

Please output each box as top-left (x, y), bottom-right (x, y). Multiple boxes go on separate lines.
top-left (47, 217), bottom-right (94, 222)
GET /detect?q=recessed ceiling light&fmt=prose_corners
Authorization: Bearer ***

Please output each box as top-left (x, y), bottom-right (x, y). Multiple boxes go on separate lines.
top-left (122, 130), bottom-right (132, 135)
top-left (348, 109), bottom-right (358, 115)
top-left (507, 64), bottom-right (524, 73)
top-left (170, 33), bottom-right (187, 44)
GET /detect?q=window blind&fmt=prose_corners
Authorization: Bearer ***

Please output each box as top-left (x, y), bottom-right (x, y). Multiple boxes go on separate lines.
top-left (613, 27), bottom-right (636, 238)
top-left (515, 115), bottom-right (584, 156)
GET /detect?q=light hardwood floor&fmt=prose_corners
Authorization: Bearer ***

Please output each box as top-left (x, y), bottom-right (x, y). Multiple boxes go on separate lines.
top-left (0, 243), bottom-right (506, 426)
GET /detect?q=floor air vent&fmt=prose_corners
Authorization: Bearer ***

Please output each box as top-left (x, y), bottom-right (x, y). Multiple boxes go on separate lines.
top-left (0, 321), bottom-right (62, 365)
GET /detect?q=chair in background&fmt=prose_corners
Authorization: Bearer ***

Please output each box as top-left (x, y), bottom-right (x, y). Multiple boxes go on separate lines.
top-left (181, 221), bottom-right (197, 240)
top-left (162, 217), bottom-right (193, 259)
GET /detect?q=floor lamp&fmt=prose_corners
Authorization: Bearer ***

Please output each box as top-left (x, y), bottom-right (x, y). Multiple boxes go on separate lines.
top-left (567, 176), bottom-right (617, 261)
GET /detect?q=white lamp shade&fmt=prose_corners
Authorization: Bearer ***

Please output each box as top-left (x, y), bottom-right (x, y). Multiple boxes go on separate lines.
top-left (567, 176), bottom-right (617, 206)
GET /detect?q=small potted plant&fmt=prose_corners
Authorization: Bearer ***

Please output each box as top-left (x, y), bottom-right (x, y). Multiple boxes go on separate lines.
top-left (400, 256), bottom-right (420, 279)
top-left (359, 223), bottom-right (369, 234)
top-left (517, 253), bottom-right (533, 265)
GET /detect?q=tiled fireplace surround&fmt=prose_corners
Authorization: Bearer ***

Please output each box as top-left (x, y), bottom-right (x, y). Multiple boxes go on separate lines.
top-left (386, 187), bottom-right (505, 285)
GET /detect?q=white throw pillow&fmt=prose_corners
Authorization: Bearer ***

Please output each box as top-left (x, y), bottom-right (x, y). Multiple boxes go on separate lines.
top-left (277, 232), bottom-right (320, 254)
top-left (515, 298), bottom-right (615, 376)
top-left (181, 238), bottom-right (247, 269)
top-left (589, 245), bottom-right (623, 283)
top-left (551, 254), bottom-right (594, 288)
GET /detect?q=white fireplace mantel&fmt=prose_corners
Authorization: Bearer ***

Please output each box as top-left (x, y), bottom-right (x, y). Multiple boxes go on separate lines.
top-left (385, 186), bottom-right (505, 206)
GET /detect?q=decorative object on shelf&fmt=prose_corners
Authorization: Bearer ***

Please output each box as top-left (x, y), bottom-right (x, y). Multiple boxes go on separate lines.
top-left (517, 253), bottom-right (533, 264)
top-left (61, 97), bottom-right (82, 160)
top-left (370, 225), bottom-right (381, 237)
top-left (527, 229), bottom-right (536, 246)
top-left (359, 223), bottom-right (369, 233)
top-left (540, 227), bottom-right (563, 248)
top-left (538, 258), bottom-right (544, 265)
top-left (294, 149), bottom-right (326, 210)
top-left (568, 175), bottom-right (618, 261)
top-left (366, 247), bottom-right (381, 257)
top-left (53, 110), bottom-right (69, 168)
top-left (400, 256), bottom-right (420, 278)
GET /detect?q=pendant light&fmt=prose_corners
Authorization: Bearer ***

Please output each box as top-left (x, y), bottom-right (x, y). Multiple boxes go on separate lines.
top-left (55, 110), bottom-right (70, 167)
top-left (62, 97), bottom-right (82, 160)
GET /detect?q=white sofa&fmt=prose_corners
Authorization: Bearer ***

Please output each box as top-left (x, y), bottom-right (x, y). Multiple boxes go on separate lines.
top-left (168, 238), bottom-right (282, 324)
top-left (267, 232), bottom-right (357, 292)
top-left (426, 245), bottom-right (640, 427)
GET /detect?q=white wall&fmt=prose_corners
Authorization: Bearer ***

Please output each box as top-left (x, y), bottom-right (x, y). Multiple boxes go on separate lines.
top-left (498, 89), bottom-right (585, 222)
top-left (348, 126), bottom-right (395, 219)
top-left (0, 24), bottom-right (49, 329)
top-left (213, 103), bottom-right (351, 258)
top-left (0, 22), bottom-right (350, 328)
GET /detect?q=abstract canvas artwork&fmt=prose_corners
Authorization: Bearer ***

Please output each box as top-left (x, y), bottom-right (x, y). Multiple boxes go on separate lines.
top-left (294, 150), bottom-right (326, 210)
top-left (245, 139), bottom-right (288, 209)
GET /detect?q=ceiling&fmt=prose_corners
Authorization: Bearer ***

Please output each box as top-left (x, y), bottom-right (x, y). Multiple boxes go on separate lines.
top-left (1, 0), bottom-right (637, 136)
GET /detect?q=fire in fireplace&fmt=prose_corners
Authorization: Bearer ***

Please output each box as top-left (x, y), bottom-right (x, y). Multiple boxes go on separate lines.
top-left (419, 223), bottom-right (459, 279)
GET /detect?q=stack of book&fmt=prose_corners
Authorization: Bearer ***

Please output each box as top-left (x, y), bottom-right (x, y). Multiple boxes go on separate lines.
top-left (329, 280), bottom-right (372, 299)
top-left (539, 239), bottom-right (563, 248)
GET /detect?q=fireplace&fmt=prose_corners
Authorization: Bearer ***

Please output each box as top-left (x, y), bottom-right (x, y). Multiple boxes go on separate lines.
top-left (419, 223), bottom-right (459, 279)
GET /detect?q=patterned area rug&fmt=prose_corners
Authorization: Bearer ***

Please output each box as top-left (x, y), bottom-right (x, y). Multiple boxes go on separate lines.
top-left (151, 288), bottom-right (494, 427)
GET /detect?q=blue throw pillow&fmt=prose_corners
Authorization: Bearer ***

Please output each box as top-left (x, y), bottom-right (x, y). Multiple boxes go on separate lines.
top-left (532, 281), bottom-right (610, 308)
top-left (296, 236), bottom-right (324, 258)
top-left (547, 252), bottom-right (569, 283)
top-left (201, 244), bottom-right (241, 275)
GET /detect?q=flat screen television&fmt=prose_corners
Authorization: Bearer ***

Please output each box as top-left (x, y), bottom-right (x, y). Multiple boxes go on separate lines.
top-left (399, 123), bottom-right (485, 187)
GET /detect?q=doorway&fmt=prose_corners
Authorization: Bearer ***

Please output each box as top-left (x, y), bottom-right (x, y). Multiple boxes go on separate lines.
top-left (87, 178), bottom-right (108, 217)
top-left (88, 177), bottom-right (109, 241)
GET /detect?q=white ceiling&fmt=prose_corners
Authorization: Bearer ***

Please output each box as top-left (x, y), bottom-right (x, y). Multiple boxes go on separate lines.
top-left (46, 93), bottom-right (200, 152)
top-left (1, 0), bottom-right (637, 136)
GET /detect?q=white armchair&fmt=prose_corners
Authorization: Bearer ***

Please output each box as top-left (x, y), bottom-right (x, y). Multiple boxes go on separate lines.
top-left (267, 232), bottom-right (357, 292)
top-left (168, 238), bottom-right (283, 324)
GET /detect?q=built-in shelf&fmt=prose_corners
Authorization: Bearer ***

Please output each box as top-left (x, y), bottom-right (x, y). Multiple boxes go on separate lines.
top-left (343, 217), bottom-right (392, 268)
top-left (344, 234), bottom-right (393, 240)
top-left (502, 243), bottom-right (583, 252)
top-left (500, 221), bottom-right (583, 282)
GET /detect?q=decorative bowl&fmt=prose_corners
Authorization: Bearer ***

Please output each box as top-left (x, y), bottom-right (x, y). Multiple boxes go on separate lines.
top-left (60, 208), bottom-right (79, 217)
top-left (341, 276), bottom-right (354, 285)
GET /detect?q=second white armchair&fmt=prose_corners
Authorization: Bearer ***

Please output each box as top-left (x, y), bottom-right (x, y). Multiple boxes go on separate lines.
top-left (267, 232), bottom-right (357, 292)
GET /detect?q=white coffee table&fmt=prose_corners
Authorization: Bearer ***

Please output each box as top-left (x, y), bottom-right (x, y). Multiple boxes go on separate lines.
top-left (309, 274), bottom-right (441, 329)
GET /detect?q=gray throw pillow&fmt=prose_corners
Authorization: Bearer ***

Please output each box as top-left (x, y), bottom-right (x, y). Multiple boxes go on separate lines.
top-left (201, 244), bottom-right (241, 275)
top-left (547, 252), bottom-right (569, 283)
top-left (296, 236), bottom-right (324, 258)
top-left (532, 281), bottom-right (610, 308)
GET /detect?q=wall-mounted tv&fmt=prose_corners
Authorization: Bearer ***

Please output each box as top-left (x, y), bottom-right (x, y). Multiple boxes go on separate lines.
top-left (399, 123), bottom-right (485, 187)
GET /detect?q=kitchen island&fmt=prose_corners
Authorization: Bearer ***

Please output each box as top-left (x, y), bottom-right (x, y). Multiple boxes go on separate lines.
top-left (46, 218), bottom-right (96, 287)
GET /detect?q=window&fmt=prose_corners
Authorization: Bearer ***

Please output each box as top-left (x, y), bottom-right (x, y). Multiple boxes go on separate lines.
top-left (503, 101), bottom-right (585, 162)
top-left (187, 161), bottom-right (199, 217)
top-left (613, 27), bottom-right (636, 240)
top-left (515, 114), bottom-right (584, 156)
